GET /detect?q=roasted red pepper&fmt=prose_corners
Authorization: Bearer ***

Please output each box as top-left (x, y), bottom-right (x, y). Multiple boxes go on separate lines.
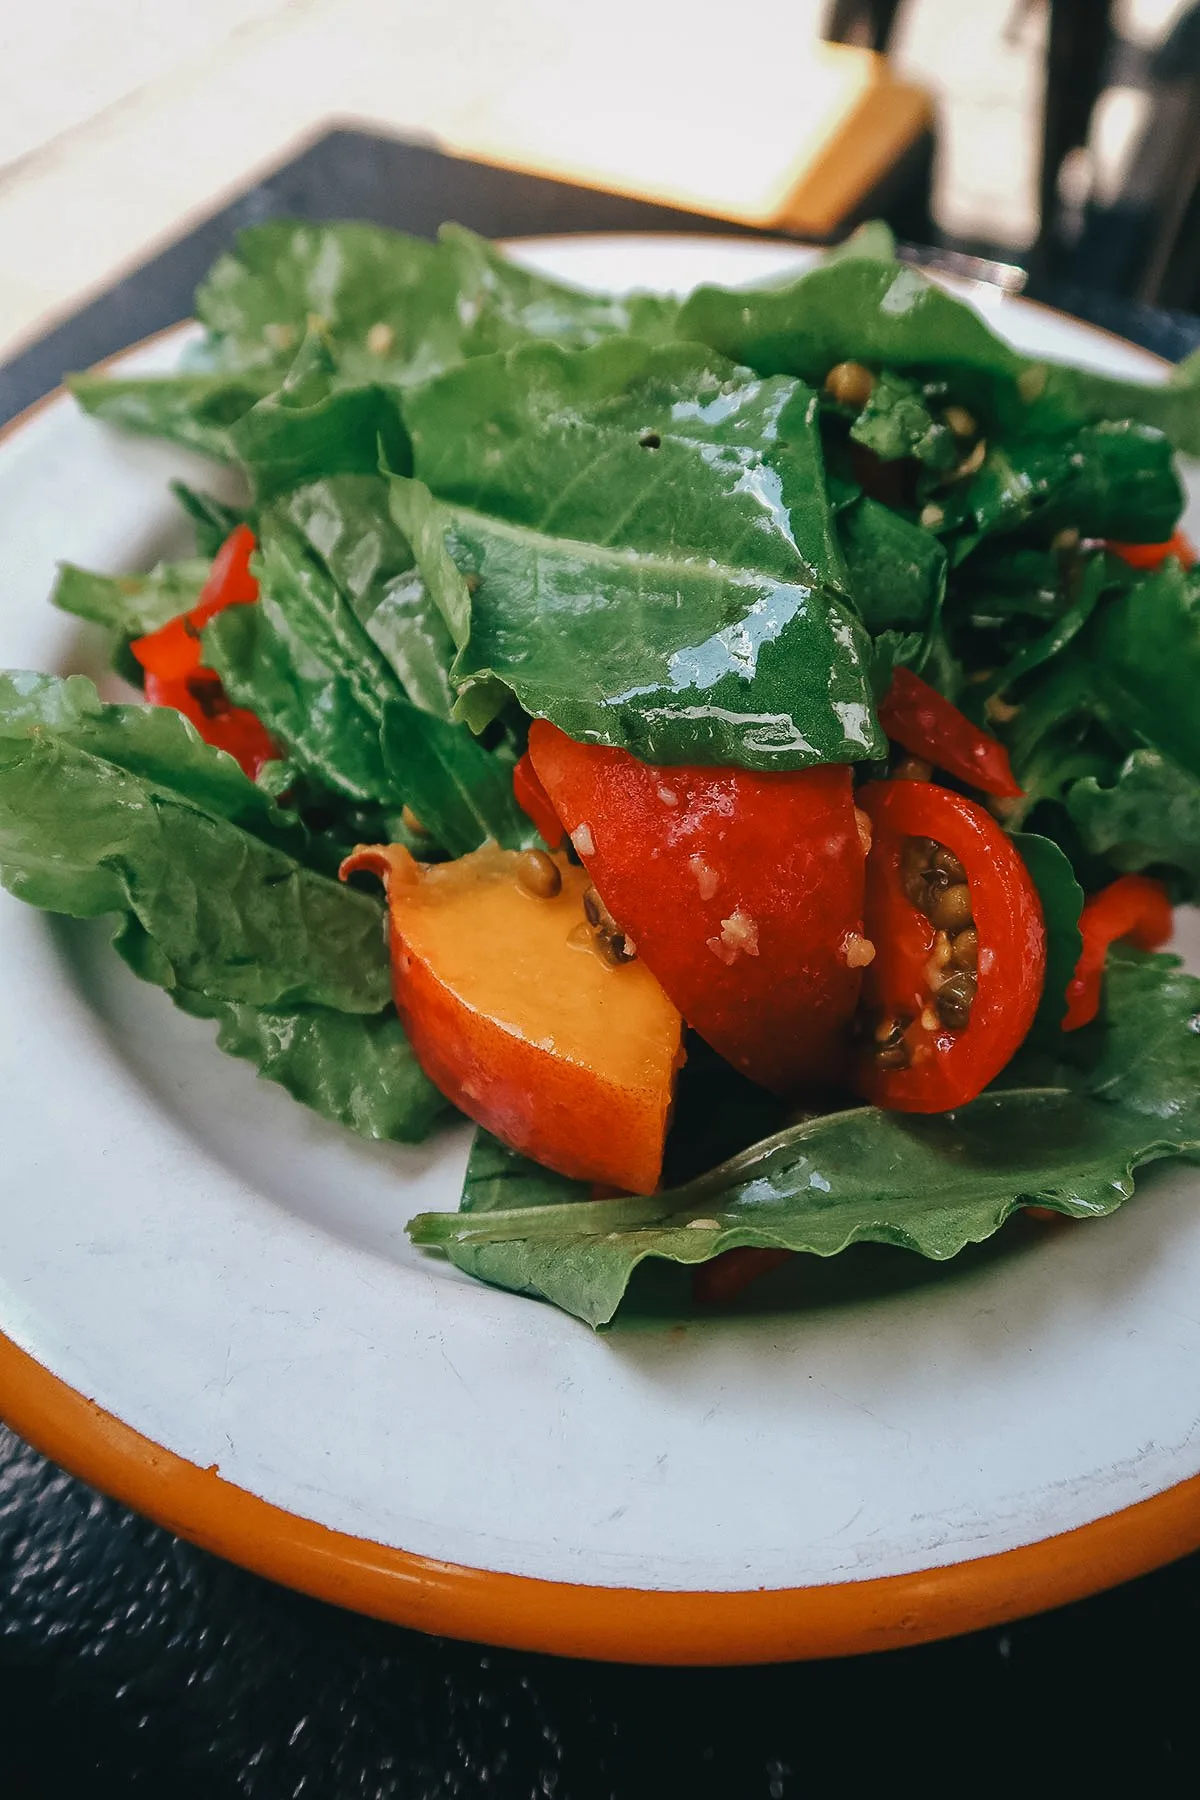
top-left (528, 721), bottom-right (868, 1093)
top-left (878, 667), bottom-right (1022, 800)
top-left (1063, 874), bottom-right (1173, 1032)
top-left (1107, 529), bottom-right (1196, 572)
top-left (131, 525), bottom-right (278, 779)
top-left (853, 780), bottom-right (1045, 1112)
top-left (512, 751), bottom-right (565, 849)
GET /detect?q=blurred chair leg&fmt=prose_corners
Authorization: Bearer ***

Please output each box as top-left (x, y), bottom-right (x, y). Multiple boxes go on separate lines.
top-left (825, 0), bottom-right (906, 53)
top-left (1031, 0), bottom-right (1113, 276)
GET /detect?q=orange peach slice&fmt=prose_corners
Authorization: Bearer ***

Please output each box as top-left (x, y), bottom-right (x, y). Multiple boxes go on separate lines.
top-left (340, 843), bottom-right (684, 1194)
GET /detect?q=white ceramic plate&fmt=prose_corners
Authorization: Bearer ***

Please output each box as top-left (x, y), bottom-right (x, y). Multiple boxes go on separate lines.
top-left (3, 236), bottom-right (1200, 1666)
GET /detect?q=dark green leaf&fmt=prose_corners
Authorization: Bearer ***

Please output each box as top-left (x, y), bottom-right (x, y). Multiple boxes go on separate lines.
top-left (1031, 345), bottom-right (1200, 457)
top-left (278, 476), bottom-right (455, 719)
top-left (837, 495), bottom-right (946, 635)
top-left (1092, 560), bottom-right (1200, 779)
top-left (939, 422), bottom-right (1182, 558)
top-left (989, 549), bottom-right (1108, 694)
top-left (390, 477), bottom-right (883, 770)
top-left (0, 672), bottom-right (388, 1012)
top-left (402, 337), bottom-right (848, 593)
top-left (849, 370), bottom-right (957, 469)
top-left (203, 519), bottom-right (407, 806)
top-left (379, 698), bottom-right (532, 857)
top-left (169, 482), bottom-right (249, 557)
top-left (68, 367), bottom-right (273, 461)
top-left (1066, 748), bottom-right (1200, 895)
top-left (172, 985), bottom-right (448, 1142)
top-left (1013, 832), bottom-right (1084, 1033)
top-left (460, 1129), bottom-right (587, 1214)
top-left (51, 558), bottom-right (209, 638)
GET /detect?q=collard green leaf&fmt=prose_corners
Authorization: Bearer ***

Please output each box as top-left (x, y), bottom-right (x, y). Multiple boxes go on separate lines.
top-left (390, 477), bottom-right (883, 770)
top-left (51, 558), bottom-right (209, 638)
top-left (171, 985), bottom-right (447, 1142)
top-left (437, 223), bottom-right (680, 357)
top-left (380, 698), bottom-right (531, 857)
top-left (1066, 749), bottom-right (1200, 895)
top-left (848, 370), bottom-right (957, 470)
top-left (169, 482), bottom-right (249, 557)
top-left (676, 257), bottom-right (1026, 393)
top-left (938, 422), bottom-right (1182, 558)
top-left (68, 368), bottom-right (273, 461)
top-left (279, 476), bottom-right (455, 719)
top-left (1092, 560), bottom-right (1200, 779)
top-left (402, 337), bottom-right (848, 594)
top-left (837, 495), bottom-right (946, 636)
top-left (409, 952), bottom-right (1200, 1326)
top-left (0, 673), bottom-right (388, 1012)
top-left (203, 520), bottom-right (407, 806)
top-left (1013, 831), bottom-right (1084, 1033)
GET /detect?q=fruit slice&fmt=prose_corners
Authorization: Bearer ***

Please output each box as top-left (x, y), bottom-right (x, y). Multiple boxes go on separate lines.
top-left (340, 842), bottom-right (683, 1193)
top-left (527, 722), bottom-right (868, 1093)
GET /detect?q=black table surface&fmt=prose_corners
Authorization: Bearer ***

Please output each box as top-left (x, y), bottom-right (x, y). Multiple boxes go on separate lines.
top-left (3, 128), bottom-right (1200, 1796)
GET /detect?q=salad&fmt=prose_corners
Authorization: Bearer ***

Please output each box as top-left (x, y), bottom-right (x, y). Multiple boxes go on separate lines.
top-left (5, 218), bottom-right (1200, 1328)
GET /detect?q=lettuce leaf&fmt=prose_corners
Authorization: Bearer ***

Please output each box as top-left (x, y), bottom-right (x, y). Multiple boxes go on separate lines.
top-left (0, 672), bottom-right (389, 1012)
top-left (51, 557), bottom-right (209, 639)
top-left (1066, 749), bottom-right (1200, 895)
top-left (408, 951), bottom-right (1200, 1326)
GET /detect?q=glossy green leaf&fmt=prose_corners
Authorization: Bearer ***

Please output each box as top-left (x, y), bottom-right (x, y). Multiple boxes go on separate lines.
top-left (402, 337), bottom-right (848, 592)
top-left (278, 476), bottom-right (455, 719)
top-left (0, 673), bottom-right (389, 1011)
top-left (988, 549), bottom-right (1109, 695)
top-left (169, 482), bottom-right (249, 557)
top-left (938, 422), bottom-right (1182, 557)
top-left (409, 952), bottom-right (1200, 1325)
top-left (203, 521), bottom-right (406, 806)
top-left (379, 698), bottom-right (531, 857)
top-left (390, 477), bottom-right (883, 770)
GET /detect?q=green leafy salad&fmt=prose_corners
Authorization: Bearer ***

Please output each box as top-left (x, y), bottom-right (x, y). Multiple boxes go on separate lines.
top-left (5, 218), bottom-right (1200, 1327)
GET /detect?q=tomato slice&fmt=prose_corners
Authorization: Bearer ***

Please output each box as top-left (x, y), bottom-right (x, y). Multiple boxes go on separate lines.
top-left (878, 668), bottom-right (1022, 799)
top-left (131, 526), bottom-right (278, 780)
top-left (853, 780), bottom-right (1045, 1112)
top-left (1107, 529), bottom-right (1196, 572)
top-left (528, 721), bottom-right (868, 1093)
top-left (1063, 874), bottom-right (1173, 1032)
top-left (512, 751), bottom-right (565, 848)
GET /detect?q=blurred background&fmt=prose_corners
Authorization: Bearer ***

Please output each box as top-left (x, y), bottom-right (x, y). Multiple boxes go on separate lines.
top-left (1, 0), bottom-right (1199, 359)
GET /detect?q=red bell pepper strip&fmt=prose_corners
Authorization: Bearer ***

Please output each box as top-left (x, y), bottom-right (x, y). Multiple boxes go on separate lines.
top-left (131, 525), bottom-right (278, 780)
top-left (693, 1248), bottom-right (793, 1304)
top-left (1063, 875), bottom-right (1173, 1032)
top-left (1107, 529), bottom-right (1196, 572)
top-left (512, 751), bottom-right (565, 849)
top-left (878, 667), bottom-right (1022, 800)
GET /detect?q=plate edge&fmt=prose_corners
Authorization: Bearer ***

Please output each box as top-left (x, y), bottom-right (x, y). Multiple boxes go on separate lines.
top-left (3, 1328), bottom-right (1199, 1665)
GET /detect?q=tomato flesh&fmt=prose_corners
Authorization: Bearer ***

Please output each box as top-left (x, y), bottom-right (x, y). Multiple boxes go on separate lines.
top-left (512, 752), bottom-right (565, 848)
top-left (131, 525), bottom-right (278, 779)
top-left (854, 780), bottom-right (1045, 1112)
top-left (528, 721), bottom-right (868, 1093)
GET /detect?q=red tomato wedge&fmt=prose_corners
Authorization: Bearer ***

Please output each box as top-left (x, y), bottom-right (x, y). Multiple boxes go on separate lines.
top-left (131, 525), bottom-right (278, 780)
top-left (878, 667), bottom-right (1022, 799)
top-left (512, 751), bottom-right (565, 848)
top-left (854, 780), bottom-right (1045, 1113)
top-left (1063, 874), bottom-right (1173, 1032)
top-left (527, 721), bottom-right (868, 1093)
top-left (1107, 529), bottom-right (1196, 572)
